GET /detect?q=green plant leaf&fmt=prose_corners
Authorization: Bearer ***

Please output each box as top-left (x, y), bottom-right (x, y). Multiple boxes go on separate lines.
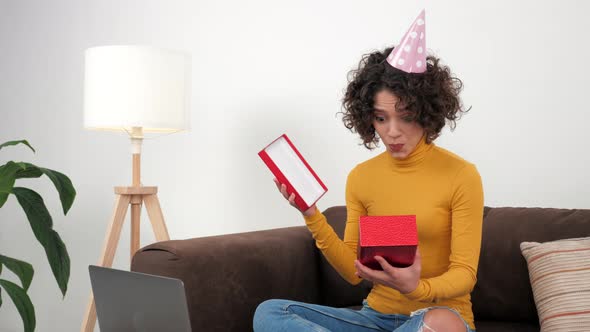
top-left (12, 187), bottom-right (70, 297)
top-left (13, 163), bottom-right (76, 214)
top-left (39, 168), bottom-right (76, 215)
top-left (0, 255), bottom-right (34, 291)
top-left (0, 140), bottom-right (35, 153)
top-left (12, 187), bottom-right (53, 231)
top-left (15, 163), bottom-right (43, 179)
top-left (45, 231), bottom-right (70, 297)
top-left (0, 161), bottom-right (24, 208)
top-left (0, 279), bottom-right (36, 332)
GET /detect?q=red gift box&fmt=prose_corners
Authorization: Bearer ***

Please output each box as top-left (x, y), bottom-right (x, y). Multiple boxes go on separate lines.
top-left (358, 215), bottom-right (418, 269)
top-left (258, 134), bottom-right (328, 211)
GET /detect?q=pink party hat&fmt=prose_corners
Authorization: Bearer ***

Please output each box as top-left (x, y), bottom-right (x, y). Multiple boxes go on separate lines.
top-left (386, 9), bottom-right (427, 73)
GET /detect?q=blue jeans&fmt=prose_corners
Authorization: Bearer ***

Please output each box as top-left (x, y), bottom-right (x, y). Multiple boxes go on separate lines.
top-left (253, 299), bottom-right (475, 332)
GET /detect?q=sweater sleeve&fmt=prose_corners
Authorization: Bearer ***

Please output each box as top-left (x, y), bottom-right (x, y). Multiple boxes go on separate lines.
top-left (303, 166), bottom-right (367, 285)
top-left (404, 163), bottom-right (484, 302)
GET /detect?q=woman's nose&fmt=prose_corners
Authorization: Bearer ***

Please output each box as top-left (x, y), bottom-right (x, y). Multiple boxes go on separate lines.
top-left (387, 120), bottom-right (402, 137)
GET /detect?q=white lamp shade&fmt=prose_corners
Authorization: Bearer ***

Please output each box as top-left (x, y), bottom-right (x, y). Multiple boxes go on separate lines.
top-left (84, 45), bottom-right (191, 133)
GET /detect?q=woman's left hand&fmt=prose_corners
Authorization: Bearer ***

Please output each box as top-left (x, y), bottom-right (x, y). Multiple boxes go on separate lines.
top-left (354, 249), bottom-right (422, 294)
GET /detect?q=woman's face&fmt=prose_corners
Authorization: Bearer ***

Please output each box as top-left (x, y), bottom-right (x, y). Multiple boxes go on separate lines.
top-left (372, 89), bottom-right (425, 160)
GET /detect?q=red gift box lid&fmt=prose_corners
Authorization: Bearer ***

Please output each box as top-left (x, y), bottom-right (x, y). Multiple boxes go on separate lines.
top-left (359, 215), bottom-right (418, 247)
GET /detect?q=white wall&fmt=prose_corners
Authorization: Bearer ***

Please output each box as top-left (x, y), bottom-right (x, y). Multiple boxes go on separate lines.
top-left (1, 0), bottom-right (589, 330)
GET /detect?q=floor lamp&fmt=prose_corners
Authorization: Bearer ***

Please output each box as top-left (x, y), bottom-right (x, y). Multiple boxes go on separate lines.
top-left (80, 45), bottom-right (191, 332)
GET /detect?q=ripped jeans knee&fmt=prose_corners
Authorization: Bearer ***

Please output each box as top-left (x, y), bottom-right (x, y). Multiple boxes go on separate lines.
top-left (406, 306), bottom-right (471, 332)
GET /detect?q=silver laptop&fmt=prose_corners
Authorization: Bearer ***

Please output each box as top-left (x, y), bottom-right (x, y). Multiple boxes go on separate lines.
top-left (89, 265), bottom-right (192, 332)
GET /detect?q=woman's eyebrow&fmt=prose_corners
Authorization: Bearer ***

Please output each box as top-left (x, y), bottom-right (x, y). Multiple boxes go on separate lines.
top-left (373, 107), bottom-right (389, 113)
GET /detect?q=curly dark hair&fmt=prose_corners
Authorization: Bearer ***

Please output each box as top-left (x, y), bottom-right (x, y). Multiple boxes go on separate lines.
top-left (341, 47), bottom-right (470, 149)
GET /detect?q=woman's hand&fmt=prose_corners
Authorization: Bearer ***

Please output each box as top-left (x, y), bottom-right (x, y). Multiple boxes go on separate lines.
top-left (354, 249), bottom-right (422, 294)
top-left (273, 178), bottom-right (317, 217)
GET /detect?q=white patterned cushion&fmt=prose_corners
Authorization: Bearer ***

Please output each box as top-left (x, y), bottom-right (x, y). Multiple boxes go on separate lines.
top-left (520, 237), bottom-right (590, 331)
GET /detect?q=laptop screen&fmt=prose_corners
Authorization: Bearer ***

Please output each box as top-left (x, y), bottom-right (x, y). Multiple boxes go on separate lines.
top-left (89, 265), bottom-right (191, 332)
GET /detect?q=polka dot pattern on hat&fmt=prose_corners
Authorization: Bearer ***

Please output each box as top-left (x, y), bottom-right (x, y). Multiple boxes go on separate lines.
top-left (386, 9), bottom-right (427, 74)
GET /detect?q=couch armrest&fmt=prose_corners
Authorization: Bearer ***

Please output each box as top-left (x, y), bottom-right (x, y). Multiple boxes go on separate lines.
top-left (131, 225), bottom-right (322, 332)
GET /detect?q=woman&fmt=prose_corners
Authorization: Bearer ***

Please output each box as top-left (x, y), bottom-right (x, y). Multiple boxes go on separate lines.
top-left (254, 10), bottom-right (483, 332)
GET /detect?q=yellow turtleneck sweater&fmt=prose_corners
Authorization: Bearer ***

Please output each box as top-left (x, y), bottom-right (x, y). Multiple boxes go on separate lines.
top-left (303, 136), bottom-right (484, 329)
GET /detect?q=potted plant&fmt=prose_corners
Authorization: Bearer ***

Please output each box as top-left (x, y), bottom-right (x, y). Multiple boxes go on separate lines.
top-left (0, 140), bottom-right (76, 332)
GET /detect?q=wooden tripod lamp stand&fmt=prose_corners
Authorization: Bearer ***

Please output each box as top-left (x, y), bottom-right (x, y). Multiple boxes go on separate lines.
top-left (80, 45), bottom-right (191, 332)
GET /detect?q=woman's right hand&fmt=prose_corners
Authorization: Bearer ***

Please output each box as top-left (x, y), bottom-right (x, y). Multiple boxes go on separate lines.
top-left (273, 178), bottom-right (317, 217)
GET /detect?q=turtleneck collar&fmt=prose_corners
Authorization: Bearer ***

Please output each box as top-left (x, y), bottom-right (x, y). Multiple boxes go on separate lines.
top-left (386, 134), bottom-right (433, 170)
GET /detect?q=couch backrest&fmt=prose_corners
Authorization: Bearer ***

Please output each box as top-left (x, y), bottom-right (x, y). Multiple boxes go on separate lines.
top-left (320, 206), bottom-right (590, 323)
top-left (472, 206), bottom-right (590, 323)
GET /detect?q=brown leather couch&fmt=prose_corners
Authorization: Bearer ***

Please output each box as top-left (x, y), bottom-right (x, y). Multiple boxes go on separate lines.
top-left (131, 206), bottom-right (590, 331)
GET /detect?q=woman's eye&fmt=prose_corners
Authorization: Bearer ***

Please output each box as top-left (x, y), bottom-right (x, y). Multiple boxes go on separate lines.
top-left (402, 116), bottom-right (413, 123)
top-left (375, 116), bottom-right (385, 122)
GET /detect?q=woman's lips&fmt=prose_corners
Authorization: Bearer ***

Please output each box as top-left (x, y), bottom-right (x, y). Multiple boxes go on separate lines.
top-left (389, 144), bottom-right (404, 152)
